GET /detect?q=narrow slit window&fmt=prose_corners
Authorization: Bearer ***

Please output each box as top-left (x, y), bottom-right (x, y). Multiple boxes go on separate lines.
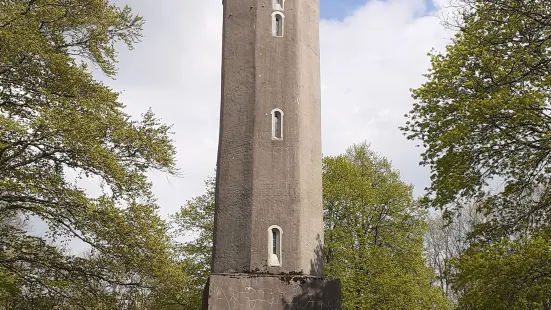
top-left (273, 13), bottom-right (284, 37)
top-left (269, 226), bottom-right (282, 266)
top-left (274, 111), bottom-right (282, 138)
top-left (271, 109), bottom-right (283, 139)
top-left (272, 230), bottom-right (277, 255)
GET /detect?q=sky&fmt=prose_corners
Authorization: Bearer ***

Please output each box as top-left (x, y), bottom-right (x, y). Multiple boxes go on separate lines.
top-left (320, 0), bottom-right (371, 19)
top-left (86, 0), bottom-right (455, 219)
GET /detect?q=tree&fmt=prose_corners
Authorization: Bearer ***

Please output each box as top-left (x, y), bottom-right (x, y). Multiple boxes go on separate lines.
top-left (425, 197), bottom-right (551, 310)
top-left (451, 230), bottom-right (551, 309)
top-left (0, 214), bottom-right (23, 310)
top-left (425, 203), bottom-right (485, 303)
top-left (403, 1), bottom-right (551, 308)
top-left (0, 0), bottom-right (190, 308)
top-left (402, 0), bottom-right (551, 237)
top-left (171, 175), bottom-right (215, 309)
top-left (323, 143), bottom-right (451, 309)
top-left (426, 200), bottom-right (551, 310)
top-left (174, 144), bottom-right (452, 309)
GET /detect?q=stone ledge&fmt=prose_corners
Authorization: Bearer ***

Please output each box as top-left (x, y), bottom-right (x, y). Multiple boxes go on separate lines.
top-left (203, 274), bottom-right (342, 310)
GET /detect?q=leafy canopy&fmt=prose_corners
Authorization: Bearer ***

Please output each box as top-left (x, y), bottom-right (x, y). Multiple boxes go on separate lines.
top-left (451, 229), bottom-right (551, 309)
top-left (403, 1), bottom-right (551, 308)
top-left (171, 175), bottom-right (215, 309)
top-left (323, 143), bottom-right (451, 310)
top-left (402, 0), bottom-right (551, 236)
top-left (0, 0), bottom-right (189, 308)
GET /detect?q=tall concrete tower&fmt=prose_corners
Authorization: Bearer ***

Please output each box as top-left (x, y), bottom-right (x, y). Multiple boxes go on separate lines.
top-left (203, 0), bottom-right (341, 308)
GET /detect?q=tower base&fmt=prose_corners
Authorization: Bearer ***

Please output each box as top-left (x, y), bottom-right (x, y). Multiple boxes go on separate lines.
top-left (202, 274), bottom-right (342, 310)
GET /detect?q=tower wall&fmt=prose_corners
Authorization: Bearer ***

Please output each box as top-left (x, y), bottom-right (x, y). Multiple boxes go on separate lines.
top-left (212, 0), bottom-right (257, 273)
top-left (213, 0), bottom-right (323, 275)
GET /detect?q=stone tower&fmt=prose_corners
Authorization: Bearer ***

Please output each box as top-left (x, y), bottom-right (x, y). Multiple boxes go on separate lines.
top-left (203, 0), bottom-right (341, 308)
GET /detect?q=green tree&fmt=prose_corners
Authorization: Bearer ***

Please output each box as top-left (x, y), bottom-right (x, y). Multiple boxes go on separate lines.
top-left (451, 230), bottom-right (551, 309)
top-left (174, 145), bottom-right (451, 309)
top-left (0, 214), bottom-right (21, 309)
top-left (425, 203), bottom-right (485, 303)
top-left (171, 175), bottom-right (215, 309)
top-left (323, 143), bottom-right (450, 309)
top-left (426, 199), bottom-right (551, 310)
top-left (402, 1), bottom-right (551, 308)
top-left (0, 0), bottom-right (190, 308)
top-left (402, 0), bottom-right (551, 237)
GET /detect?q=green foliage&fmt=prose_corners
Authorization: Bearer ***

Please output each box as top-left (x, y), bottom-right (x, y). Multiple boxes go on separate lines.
top-left (0, 265), bottom-right (18, 310)
top-left (451, 231), bottom-right (551, 309)
top-left (424, 204), bottom-right (485, 304)
top-left (0, 0), bottom-right (189, 308)
top-left (402, 0), bottom-right (551, 236)
top-left (323, 143), bottom-right (451, 310)
top-left (171, 175), bottom-right (215, 309)
top-left (403, 1), bottom-right (551, 307)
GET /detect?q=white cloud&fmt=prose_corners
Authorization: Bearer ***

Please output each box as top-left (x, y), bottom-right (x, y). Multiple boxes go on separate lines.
top-left (320, 0), bottom-right (452, 195)
top-left (102, 0), bottom-right (453, 218)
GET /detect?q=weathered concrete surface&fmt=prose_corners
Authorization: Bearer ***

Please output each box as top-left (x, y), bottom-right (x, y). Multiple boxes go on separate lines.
top-left (213, 0), bottom-right (323, 276)
top-left (203, 274), bottom-right (342, 310)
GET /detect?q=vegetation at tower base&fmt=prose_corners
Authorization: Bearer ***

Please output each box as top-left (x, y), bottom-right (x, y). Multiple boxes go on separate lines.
top-left (173, 144), bottom-right (450, 309)
top-left (171, 175), bottom-right (215, 309)
top-left (402, 0), bottom-right (551, 308)
top-left (0, 0), bottom-right (194, 309)
top-left (322, 143), bottom-right (451, 310)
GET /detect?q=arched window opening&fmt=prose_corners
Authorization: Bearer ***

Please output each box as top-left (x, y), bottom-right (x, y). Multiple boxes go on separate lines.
top-left (268, 225), bottom-right (282, 267)
top-left (274, 0), bottom-right (284, 10)
top-left (272, 13), bottom-right (284, 37)
top-left (271, 109), bottom-right (283, 139)
top-left (272, 230), bottom-right (277, 255)
top-left (274, 111), bottom-right (281, 138)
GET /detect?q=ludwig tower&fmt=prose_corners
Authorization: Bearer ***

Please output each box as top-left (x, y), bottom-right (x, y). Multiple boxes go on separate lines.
top-left (203, 0), bottom-right (341, 308)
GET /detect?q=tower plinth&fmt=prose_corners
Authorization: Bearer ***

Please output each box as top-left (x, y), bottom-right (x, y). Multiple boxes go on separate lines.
top-left (204, 0), bottom-right (341, 308)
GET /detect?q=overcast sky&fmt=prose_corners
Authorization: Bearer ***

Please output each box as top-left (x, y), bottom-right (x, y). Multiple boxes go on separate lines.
top-left (97, 0), bottom-right (454, 218)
